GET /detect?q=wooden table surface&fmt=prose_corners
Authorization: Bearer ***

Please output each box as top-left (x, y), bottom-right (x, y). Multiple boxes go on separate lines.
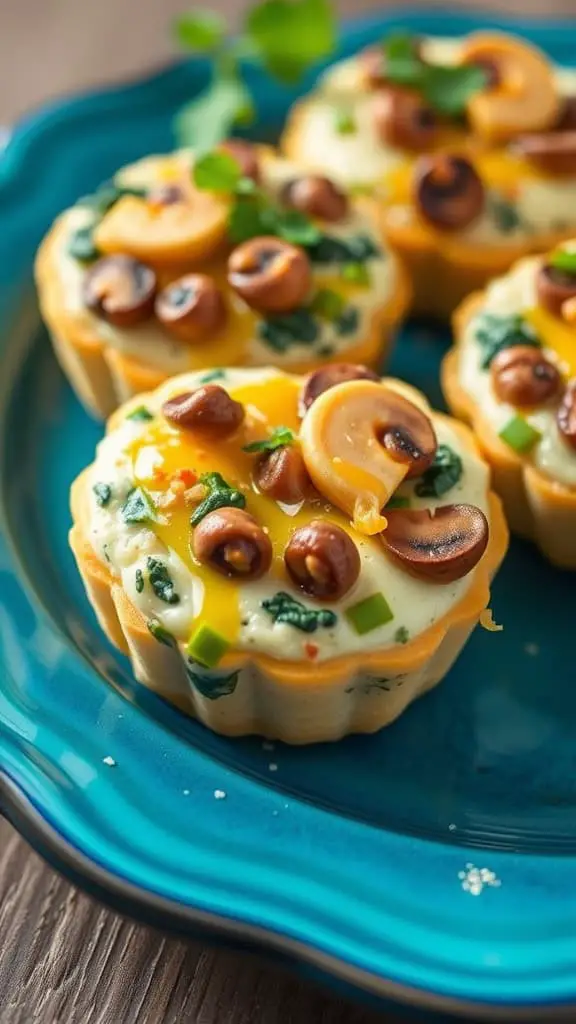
top-left (2, 0), bottom-right (575, 1021)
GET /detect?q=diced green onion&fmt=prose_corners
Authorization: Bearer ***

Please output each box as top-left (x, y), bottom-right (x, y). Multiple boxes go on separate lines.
top-left (498, 415), bottom-right (541, 453)
top-left (345, 592), bottom-right (394, 635)
top-left (341, 261), bottom-right (371, 286)
top-left (187, 623), bottom-right (230, 668)
top-left (127, 405), bottom-right (154, 422)
top-left (310, 288), bottom-right (345, 321)
top-left (334, 108), bottom-right (356, 135)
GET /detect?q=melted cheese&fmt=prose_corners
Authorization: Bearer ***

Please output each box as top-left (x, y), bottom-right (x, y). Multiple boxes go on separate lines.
top-left (86, 368), bottom-right (492, 662)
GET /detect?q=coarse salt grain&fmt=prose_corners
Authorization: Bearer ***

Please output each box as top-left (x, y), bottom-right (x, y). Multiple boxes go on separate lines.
top-left (102, 756), bottom-right (116, 767)
top-left (214, 789), bottom-right (227, 800)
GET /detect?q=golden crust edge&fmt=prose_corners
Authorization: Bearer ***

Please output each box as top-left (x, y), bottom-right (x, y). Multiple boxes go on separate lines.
top-left (69, 409), bottom-right (509, 742)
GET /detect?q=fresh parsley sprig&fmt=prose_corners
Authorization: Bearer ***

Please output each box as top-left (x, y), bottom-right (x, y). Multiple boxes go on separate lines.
top-left (243, 426), bottom-right (295, 453)
top-left (174, 0), bottom-right (337, 152)
top-left (383, 30), bottom-right (488, 118)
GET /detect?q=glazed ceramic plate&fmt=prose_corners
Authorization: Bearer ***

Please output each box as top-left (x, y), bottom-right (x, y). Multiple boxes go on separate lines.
top-left (2, 9), bottom-right (576, 1021)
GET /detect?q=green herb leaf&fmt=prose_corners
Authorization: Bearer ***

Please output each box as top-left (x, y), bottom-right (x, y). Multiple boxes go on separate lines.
top-left (175, 70), bottom-right (253, 152)
top-left (307, 232), bottom-right (380, 264)
top-left (394, 626), bottom-right (410, 645)
top-left (186, 664), bottom-right (239, 698)
top-left (135, 569), bottom-right (144, 593)
top-left (474, 313), bottom-right (541, 369)
top-left (120, 486), bottom-right (157, 525)
top-left (246, 0), bottom-right (336, 84)
top-left (345, 593), bottom-right (394, 635)
top-left (93, 483), bottom-right (112, 507)
top-left (310, 288), bottom-right (345, 321)
top-left (173, 11), bottom-right (226, 51)
top-left (258, 309), bottom-right (319, 352)
top-left (334, 106), bottom-right (356, 135)
top-left (386, 494), bottom-right (410, 509)
top-left (146, 557), bottom-right (180, 605)
top-left (336, 306), bottom-right (359, 336)
top-left (383, 31), bottom-right (488, 117)
top-left (199, 369), bottom-right (227, 383)
top-left (68, 224), bottom-right (100, 262)
top-left (147, 619), bottom-right (176, 647)
top-left (126, 405), bottom-right (154, 422)
top-left (193, 149), bottom-right (242, 192)
top-left (549, 249), bottom-right (576, 275)
top-left (273, 208), bottom-right (322, 246)
top-left (243, 425), bottom-right (295, 453)
top-left (414, 444), bottom-right (463, 499)
top-left (422, 62), bottom-right (487, 117)
top-left (191, 471), bottom-right (246, 526)
top-left (262, 591), bottom-right (337, 632)
top-left (187, 623), bottom-right (231, 668)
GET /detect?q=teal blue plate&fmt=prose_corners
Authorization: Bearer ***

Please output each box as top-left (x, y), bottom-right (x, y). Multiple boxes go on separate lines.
top-left (2, 9), bottom-right (576, 1020)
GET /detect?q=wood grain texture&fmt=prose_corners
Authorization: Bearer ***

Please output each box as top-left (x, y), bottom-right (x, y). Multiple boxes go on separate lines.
top-left (0, 819), bottom-right (395, 1024)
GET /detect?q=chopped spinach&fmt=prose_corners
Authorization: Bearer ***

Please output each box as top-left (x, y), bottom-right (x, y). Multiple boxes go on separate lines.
top-left (414, 444), bottom-right (463, 498)
top-left (394, 626), bottom-right (410, 645)
top-left (262, 591), bottom-right (337, 633)
top-left (146, 557), bottom-right (180, 605)
top-left (120, 486), bottom-right (157, 524)
top-left (135, 569), bottom-right (144, 593)
top-left (488, 195), bottom-right (522, 234)
top-left (78, 182), bottom-right (148, 216)
top-left (185, 665), bottom-right (240, 700)
top-left (199, 369), bottom-right (227, 383)
top-left (126, 405), bottom-right (154, 422)
top-left (190, 471), bottom-right (246, 527)
top-left (67, 224), bottom-right (100, 262)
top-left (92, 482), bottom-right (112, 507)
top-left (474, 313), bottom-right (542, 369)
top-left (336, 306), bottom-right (359, 336)
top-left (146, 619), bottom-right (176, 647)
top-left (258, 309), bottom-right (319, 352)
top-left (307, 233), bottom-right (380, 265)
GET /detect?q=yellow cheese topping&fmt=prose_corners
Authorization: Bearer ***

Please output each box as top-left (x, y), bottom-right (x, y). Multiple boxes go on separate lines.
top-left (524, 305), bottom-right (576, 378)
top-left (127, 375), bottom-right (363, 645)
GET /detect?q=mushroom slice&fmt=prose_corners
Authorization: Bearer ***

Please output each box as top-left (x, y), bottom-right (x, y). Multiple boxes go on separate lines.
top-left (82, 255), bottom-right (156, 327)
top-left (459, 32), bottom-right (560, 143)
top-left (299, 363), bottom-right (380, 416)
top-left (381, 504), bottom-right (489, 584)
top-left (413, 155), bottom-right (484, 232)
top-left (228, 236), bottom-right (312, 313)
top-left (300, 380), bottom-right (437, 535)
top-left (94, 184), bottom-right (229, 265)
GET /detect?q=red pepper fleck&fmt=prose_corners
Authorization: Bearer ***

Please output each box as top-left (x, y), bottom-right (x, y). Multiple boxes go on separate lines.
top-left (152, 467), bottom-right (167, 483)
top-left (172, 468), bottom-right (197, 487)
top-left (304, 642), bottom-right (319, 660)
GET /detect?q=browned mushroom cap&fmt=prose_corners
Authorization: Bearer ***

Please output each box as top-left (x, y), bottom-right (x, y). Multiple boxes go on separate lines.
top-left (372, 87), bottom-right (438, 151)
top-left (284, 519), bottom-right (360, 601)
top-left (299, 363), bottom-right (380, 416)
top-left (255, 446), bottom-right (312, 504)
top-left (162, 385), bottom-right (244, 439)
top-left (228, 237), bottom-right (312, 313)
top-left (381, 504), bottom-right (489, 584)
top-left (536, 260), bottom-right (576, 319)
top-left (281, 175), bottom-right (349, 223)
top-left (413, 155), bottom-right (485, 232)
top-left (218, 139), bottom-right (261, 183)
top-left (192, 508), bottom-right (272, 580)
top-left (512, 132), bottom-right (576, 176)
top-left (155, 274), bottom-right (226, 344)
top-left (82, 254), bottom-right (156, 327)
top-left (377, 390), bottom-right (437, 479)
top-left (555, 96), bottom-right (576, 130)
top-left (490, 345), bottom-right (561, 407)
top-left (557, 379), bottom-right (576, 451)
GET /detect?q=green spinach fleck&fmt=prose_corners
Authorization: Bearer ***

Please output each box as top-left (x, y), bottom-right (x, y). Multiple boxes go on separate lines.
top-left (93, 482), bottom-right (112, 507)
top-left (191, 471), bottom-right (246, 527)
top-left (488, 195), bottom-right (522, 234)
top-left (262, 591), bottom-right (337, 633)
top-left (336, 307), bottom-right (359, 336)
top-left (199, 369), bottom-right (227, 383)
top-left (127, 405), bottom-right (154, 422)
top-left (146, 619), bottom-right (176, 646)
top-left (258, 309), bottom-right (319, 352)
top-left (307, 233), bottom-right (380, 264)
top-left (243, 425), bottom-right (295, 453)
top-left (394, 626), bottom-right (410, 645)
top-left (135, 569), bottom-right (144, 594)
top-left (146, 557), bottom-right (180, 605)
top-left (414, 444), bottom-right (463, 499)
top-left (185, 665), bottom-right (240, 700)
top-left (120, 486), bottom-right (157, 525)
top-left (67, 224), bottom-right (100, 262)
top-left (474, 313), bottom-right (541, 369)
